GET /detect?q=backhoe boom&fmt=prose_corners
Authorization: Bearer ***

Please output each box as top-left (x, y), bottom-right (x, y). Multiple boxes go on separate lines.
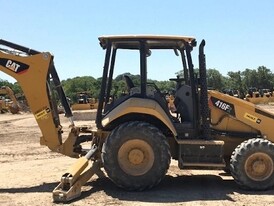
top-left (0, 40), bottom-right (76, 156)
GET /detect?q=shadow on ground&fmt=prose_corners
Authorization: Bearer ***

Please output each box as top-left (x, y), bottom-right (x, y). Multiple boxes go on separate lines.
top-left (1, 174), bottom-right (273, 204)
top-left (81, 174), bottom-right (274, 203)
top-left (0, 182), bottom-right (57, 193)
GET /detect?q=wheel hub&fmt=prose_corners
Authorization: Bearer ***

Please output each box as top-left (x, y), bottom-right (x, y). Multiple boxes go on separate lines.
top-left (245, 152), bottom-right (273, 181)
top-left (252, 160), bottom-right (266, 174)
top-left (118, 139), bottom-right (154, 176)
top-left (128, 149), bottom-right (144, 165)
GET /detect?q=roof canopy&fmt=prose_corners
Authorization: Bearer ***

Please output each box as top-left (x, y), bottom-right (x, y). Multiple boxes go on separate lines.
top-left (98, 35), bottom-right (196, 50)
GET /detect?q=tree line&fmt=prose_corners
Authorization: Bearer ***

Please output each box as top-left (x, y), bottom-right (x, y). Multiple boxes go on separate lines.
top-left (1, 66), bottom-right (273, 103)
top-left (207, 66), bottom-right (274, 92)
top-left (206, 66), bottom-right (274, 98)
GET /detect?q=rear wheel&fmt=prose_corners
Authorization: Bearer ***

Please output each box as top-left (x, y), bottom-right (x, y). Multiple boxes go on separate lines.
top-left (102, 121), bottom-right (171, 191)
top-left (230, 138), bottom-right (274, 190)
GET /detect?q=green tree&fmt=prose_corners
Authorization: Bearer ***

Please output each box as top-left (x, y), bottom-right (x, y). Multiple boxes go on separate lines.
top-left (227, 71), bottom-right (243, 90)
top-left (152, 80), bottom-right (176, 94)
top-left (0, 79), bottom-right (13, 88)
top-left (256, 66), bottom-right (274, 89)
top-left (241, 66), bottom-right (274, 91)
top-left (62, 76), bottom-right (97, 103)
top-left (241, 68), bottom-right (258, 90)
top-left (206, 68), bottom-right (225, 90)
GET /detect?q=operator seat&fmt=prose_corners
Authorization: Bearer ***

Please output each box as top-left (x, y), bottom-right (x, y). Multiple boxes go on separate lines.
top-left (123, 75), bottom-right (135, 92)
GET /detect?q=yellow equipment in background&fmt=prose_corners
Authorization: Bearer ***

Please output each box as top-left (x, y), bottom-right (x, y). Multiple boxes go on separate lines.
top-left (0, 86), bottom-right (20, 114)
top-left (245, 87), bottom-right (274, 104)
top-left (71, 92), bottom-right (98, 110)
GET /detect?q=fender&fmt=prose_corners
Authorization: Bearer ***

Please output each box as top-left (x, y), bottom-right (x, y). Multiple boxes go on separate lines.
top-left (101, 97), bottom-right (177, 136)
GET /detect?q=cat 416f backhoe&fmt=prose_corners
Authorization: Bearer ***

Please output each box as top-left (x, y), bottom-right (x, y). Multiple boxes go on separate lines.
top-left (0, 36), bottom-right (274, 202)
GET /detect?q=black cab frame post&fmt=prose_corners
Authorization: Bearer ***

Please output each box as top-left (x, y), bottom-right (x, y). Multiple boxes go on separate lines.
top-left (105, 47), bottom-right (117, 103)
top-left (140, 40), bottom-right (147, 97)
top-left (179, 48), bottom-right (189, 85)
top-left (96, 42), bottom-right (112, 129)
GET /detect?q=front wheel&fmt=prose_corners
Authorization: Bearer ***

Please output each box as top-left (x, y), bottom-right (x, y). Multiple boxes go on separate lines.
top-left (230, 138), bottom-right (274, 190)
top-left (102, 121), bottom-right (171, 191)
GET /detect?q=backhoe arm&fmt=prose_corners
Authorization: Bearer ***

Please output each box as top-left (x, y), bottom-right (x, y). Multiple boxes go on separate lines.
top-left (0, 40), bottom-right (106, 202)
top-left (0, 39), bottom-right (77, 157)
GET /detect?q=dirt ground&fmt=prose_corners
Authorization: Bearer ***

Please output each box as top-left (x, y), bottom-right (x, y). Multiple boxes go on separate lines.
top-left (0, 112), bottom-right (274, 206)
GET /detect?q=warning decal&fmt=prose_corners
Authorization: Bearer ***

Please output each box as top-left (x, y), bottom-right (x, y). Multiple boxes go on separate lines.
top-left (35, 107), bottom-right (51, 120)
top-left (244, 113), bottom-right (261, 124)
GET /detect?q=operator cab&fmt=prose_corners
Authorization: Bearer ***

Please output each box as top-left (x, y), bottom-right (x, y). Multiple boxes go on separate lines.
top-left (96, 35), bottom-right (199, 130)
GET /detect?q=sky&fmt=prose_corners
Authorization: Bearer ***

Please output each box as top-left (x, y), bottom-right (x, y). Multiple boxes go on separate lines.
top-left (1, 0), bottom-right (274, 83)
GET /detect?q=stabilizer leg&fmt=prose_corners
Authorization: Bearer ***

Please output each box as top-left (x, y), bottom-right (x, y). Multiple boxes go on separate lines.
top-left (52, 146), bottom-right (105, 202)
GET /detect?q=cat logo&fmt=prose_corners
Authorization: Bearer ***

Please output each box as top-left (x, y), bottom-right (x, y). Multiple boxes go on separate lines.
top-left (6, 60), bottom-right (21, 72)
top-left (0, 58), bottom-right (29, 74)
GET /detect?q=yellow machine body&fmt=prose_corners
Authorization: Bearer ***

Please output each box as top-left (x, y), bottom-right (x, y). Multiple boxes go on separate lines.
top-left (1, 36), bottom-right (274, 202)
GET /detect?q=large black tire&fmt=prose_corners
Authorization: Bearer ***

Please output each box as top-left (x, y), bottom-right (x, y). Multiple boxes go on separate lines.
top-left (230, 138), bottom-right (274, 190)
top-left (102, 121), bottom-right (171, 191)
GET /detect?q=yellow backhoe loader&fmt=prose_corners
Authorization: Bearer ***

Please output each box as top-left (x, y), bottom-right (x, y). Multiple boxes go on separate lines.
top-left (71, 92), bottom-right (98, 110)
top-left (0, 85), bottom-right (20, 114)
top-left (0, 36), bottom-right (274, 203)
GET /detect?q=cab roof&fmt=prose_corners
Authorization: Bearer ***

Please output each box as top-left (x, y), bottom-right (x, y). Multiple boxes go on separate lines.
top-left (98, 35), bottom-right (196, 50)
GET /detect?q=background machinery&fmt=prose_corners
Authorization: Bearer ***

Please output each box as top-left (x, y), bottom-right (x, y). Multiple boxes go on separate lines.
top-left (0, 36), bottom-right (274, 202)
top-left (71, 91), bottom-right (98, 110)
top-left (245, 87), bottom-right (274, 104)
top-left (0, 85), bottom-right (21, 114)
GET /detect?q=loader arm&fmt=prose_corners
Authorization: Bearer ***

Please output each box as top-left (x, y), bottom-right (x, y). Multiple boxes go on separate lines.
top-left (209, 90), bottom-right (274, 142)
top-left (0, 39), bottom-right (78, 157)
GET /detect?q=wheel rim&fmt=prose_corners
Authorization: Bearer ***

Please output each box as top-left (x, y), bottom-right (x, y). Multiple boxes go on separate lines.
top-left (118, 139), bottom-right (154, 176)
top-left (245, 152), bottom-right (274, 181)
